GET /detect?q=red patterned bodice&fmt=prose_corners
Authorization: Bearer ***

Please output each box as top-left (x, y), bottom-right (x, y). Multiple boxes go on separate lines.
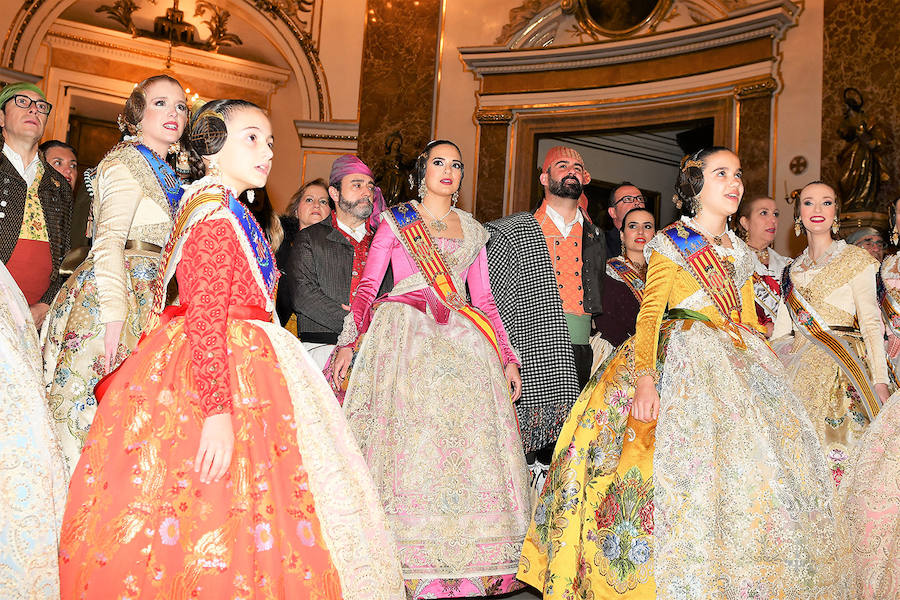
top-left (175, 217), bottom-right (270, 416)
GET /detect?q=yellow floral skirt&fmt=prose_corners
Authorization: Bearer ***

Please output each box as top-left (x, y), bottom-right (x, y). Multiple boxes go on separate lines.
top-left (518, 319), bottom-right (846, 599)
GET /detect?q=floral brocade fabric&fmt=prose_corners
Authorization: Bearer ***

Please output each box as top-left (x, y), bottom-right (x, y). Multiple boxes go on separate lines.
top-left (58, 219), bottom-right (405, 599)
top-left (343, 236), bottom-right (532, 598)
top-left (841, 389), bottom-right (900, 598)
top-left (41, 251), bottom-right (159, 476)
top-left (0, 263), bottom-right (67, 598)
top-left (519, 241), bottom-right (847, 599)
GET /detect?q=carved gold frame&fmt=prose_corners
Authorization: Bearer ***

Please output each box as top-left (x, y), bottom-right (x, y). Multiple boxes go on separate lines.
top-left (569, 0), bottom-right (673, 39)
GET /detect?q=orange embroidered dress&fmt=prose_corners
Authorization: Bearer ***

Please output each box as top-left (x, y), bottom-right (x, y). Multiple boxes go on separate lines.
top-left (59, 179), bottom-right (404, 600)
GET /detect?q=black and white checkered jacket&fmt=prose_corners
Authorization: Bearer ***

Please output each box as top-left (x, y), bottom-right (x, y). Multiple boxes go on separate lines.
top-left (485, 210), bottom-right (605, 453)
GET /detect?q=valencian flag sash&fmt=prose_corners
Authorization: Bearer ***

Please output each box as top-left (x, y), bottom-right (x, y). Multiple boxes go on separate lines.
top-left (663, 221), bottom-right (753, 350)
top-left (607, 257), bottom-right (645, 302)
top-left (784, 269), bottom-right (881, 421)
top-left (386, 202), bottom-right (502, 363)
top-left (134, 144), bottom-right (184, 214)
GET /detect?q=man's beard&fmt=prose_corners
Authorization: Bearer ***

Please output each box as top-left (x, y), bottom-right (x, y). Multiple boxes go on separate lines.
top-left (548, 174), bottom-right (582, 199)
top-left (338, 194), bottom-right (374, 220)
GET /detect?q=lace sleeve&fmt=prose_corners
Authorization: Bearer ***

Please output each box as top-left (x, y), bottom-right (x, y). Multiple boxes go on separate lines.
top-left (179, 218), bottom-right (238, 415)
top-left (336, 311), bottom-right (359, 348)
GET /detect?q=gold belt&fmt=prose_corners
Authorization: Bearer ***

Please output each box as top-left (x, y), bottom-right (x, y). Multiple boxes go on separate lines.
top-left (124, 240), bottom-right (163, 253)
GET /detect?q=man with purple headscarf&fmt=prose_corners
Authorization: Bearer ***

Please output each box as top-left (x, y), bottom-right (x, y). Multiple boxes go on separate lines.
top-left (284, 154), bottom-right (391, 368)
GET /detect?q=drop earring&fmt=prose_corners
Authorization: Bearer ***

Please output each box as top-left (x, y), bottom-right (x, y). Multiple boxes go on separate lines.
top-left (207, 158), bottom-right (222, 180)
top-left (451, 190), bottom-right (459, 207)
top-left (794, 217), bottom-right (802, 237)
top-left (246, 189), bottom-right (255, 204)
top-left (418, 179), bottom-right (427, 200)
top-left (831, 216), bottom-right (840, 235)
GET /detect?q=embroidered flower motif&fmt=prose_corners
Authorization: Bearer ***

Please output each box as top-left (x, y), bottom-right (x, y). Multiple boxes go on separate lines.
top-left (828, 448), bottom-right (848, 464)
top-left (797, 310), bottom-right (814, 327)
top-left (255, 522), bottom-right (274, 552)
top-left (627, 538), bottom-right (651, 565)
top-left (595, 494), bottom-right (619, 530)
top-left (602, 533), bottom-right (621, 560)
top-left (639, 500), bottom-right (654, 535)
top-left (159, 517), bottom-right (179, 545)
top-left (295, 520), bottom-right (316, 546)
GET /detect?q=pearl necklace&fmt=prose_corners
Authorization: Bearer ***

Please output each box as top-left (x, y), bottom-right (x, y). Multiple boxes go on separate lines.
top-left (419, 201), bottom-right (452, 232)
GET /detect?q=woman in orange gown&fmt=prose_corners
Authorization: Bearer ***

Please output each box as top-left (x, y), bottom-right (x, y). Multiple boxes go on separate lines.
top-left (58, 99), bottom-right (404, 600)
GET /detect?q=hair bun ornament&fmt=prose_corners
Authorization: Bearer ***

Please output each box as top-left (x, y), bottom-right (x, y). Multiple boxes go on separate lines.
top-left (116, 113), bottom-right (138, 136)
top-left (787, 188), bottom-right (801, 204)
top-left (671, 193), bottom-right (683, 209)
top-left (189, 108), bottom-right (228, 156)
top-left (681, 158), bottom-right (703, 172)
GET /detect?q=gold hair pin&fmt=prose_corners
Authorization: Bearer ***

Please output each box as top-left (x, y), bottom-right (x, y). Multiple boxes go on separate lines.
top-left (682, 159), bottom-right (703, 171)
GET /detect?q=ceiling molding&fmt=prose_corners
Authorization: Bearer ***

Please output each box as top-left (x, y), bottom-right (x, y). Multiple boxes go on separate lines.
top-left (45, 20), bottom-right (290, 92)
top-left (461, 1), bottom-right (798, 75)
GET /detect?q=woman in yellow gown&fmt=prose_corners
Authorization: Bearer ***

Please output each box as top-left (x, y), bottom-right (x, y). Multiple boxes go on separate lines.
top-left (517, 148), bottom-right (845, 599)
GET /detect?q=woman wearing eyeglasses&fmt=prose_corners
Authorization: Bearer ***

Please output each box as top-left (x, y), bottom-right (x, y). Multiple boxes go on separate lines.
top-left (41, 74), bottom-right (191, 476)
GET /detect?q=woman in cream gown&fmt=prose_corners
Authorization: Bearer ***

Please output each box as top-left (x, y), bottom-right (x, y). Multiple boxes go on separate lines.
top-left (771, 181), bottom-right (891, 486)
top-left (42, 74), bottom-right (189, 474)
top-left (840, 196), bottom-right (900, 599)
top-left (0, 261), bottom-right (67, 598)
top-left (518, 148), bottom-right (844, 599)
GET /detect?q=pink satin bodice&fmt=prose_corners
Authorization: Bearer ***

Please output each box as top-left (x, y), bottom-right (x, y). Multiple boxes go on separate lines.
top-left (349, 223), bottom-right (518, 366)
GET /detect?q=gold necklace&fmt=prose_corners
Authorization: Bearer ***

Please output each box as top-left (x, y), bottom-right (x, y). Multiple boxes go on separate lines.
top-left (749, 244), bottom-right (769, 265)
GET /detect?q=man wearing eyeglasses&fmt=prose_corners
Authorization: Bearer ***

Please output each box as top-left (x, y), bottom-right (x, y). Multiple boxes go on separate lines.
top-left (0, 82), bottom-right (72, 328)
top-left (604, 182), bottom-right (646, 258)
top-left (847, 226), bottom-right (886, 262)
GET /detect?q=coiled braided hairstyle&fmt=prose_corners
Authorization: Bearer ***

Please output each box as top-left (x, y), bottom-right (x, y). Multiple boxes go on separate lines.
top-left (185, 99), bottom-right (261, 181)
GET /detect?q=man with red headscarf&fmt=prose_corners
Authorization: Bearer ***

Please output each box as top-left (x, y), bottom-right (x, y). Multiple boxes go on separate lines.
top-left (284, 154), bottom-right (390, 368)
top-left (485, 145), bottom-right (606, 489)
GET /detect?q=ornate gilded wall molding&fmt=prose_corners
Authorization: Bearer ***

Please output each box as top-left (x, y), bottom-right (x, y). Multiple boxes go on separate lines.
top-left (735, 76), bottom-right (777, 99)
top-left (495, 0), bottom-right (560, 45)
top-left (475, 110), bottom-right (514, 124)
top-left (571, 0), bottom-right (673, 39)
top-left (45, 21), bottom-right (290, 91)
top-left (464, 2), bottom-right (797, 76)
top-left (2, 0), bottom-right (329, 119)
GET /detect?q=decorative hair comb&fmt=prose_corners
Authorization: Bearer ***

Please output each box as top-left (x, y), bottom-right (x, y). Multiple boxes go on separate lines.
top-left (681, 159), bottom-right (703, 171)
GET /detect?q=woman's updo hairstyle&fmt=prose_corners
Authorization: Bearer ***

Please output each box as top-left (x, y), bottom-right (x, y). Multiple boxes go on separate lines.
top-left (789, 180), bottom-right (841, 238)
top-left (119, 74), bottom-right (183, 136)
top-left (185, 99), bottom-right (260, 180)
top-left (415, 139), bottom-right (464, 191)
top-left (673, 145), bottom-right (733, 217)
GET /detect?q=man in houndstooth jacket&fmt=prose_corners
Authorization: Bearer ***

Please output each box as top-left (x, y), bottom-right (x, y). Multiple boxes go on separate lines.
top-left (485, 146), bottom-right (605, 487)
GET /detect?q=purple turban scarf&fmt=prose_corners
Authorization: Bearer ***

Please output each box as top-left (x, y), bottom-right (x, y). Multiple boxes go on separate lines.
top-left (329, 154), bottom-right (386, 228)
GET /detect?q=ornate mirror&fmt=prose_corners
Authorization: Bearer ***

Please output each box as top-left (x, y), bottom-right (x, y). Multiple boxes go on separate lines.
top-left (572, 0), bottom-right (671, 38)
